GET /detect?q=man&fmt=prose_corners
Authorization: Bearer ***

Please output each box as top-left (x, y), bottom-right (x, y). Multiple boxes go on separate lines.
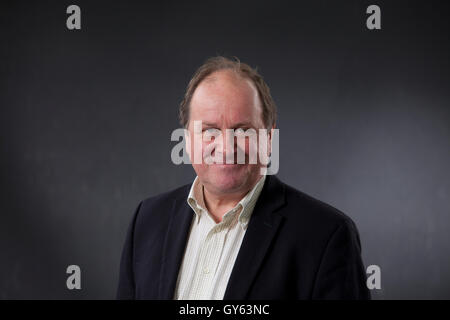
top-left (117, 56), bottom-right (370, 299)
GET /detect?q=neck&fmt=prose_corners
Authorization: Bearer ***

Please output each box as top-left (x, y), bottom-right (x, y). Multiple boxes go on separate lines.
top-left (202, 177), bottom-right (261, 223)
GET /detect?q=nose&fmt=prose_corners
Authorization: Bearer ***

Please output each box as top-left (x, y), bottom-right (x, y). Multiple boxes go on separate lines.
top-left (221, 129), bottom-right (236, 163)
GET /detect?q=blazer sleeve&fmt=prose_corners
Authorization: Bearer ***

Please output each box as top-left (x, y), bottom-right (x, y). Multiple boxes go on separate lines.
top-left (116, 201), bottom-right (142, 300)
top-left (311, 219), bottom-right (371, 300)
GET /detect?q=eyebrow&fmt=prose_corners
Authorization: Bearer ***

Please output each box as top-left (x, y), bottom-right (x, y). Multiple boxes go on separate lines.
top-left (201, 121), bottom-right (253, 128)
top-left (201, 122), bottom-right (219, 127)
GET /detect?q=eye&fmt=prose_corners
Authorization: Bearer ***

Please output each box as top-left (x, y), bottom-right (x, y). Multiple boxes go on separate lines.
top-left (235, 128), bottom-right (246, 135)
top-left (203, 128), bottom-right (218, 134)
top-left (202, 128), bottom-right (221, 139)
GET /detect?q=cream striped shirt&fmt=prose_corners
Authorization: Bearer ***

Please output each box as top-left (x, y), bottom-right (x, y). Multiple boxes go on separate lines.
top-left (173, 175), bottom-right (266, 300)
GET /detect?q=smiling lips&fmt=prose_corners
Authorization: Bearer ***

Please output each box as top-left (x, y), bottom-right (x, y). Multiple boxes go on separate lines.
top-left (212, 163), bottom-right (245, 169)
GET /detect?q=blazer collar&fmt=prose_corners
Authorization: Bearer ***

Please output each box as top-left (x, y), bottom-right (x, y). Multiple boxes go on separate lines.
top-left (158, 175), bottom-right (286, 299)
top-left (223, 174), bottom-right (286, 299)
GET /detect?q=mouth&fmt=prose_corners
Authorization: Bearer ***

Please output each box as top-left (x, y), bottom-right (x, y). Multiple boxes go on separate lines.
top-left (212, 163), bottom-right (243, 168)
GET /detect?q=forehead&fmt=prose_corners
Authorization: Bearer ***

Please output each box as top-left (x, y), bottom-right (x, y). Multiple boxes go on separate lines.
top-left (189, 70), bottom-right (263, 125)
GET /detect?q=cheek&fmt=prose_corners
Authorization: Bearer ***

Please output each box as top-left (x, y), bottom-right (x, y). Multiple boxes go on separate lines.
top-left (236, 137), bottom-right (258, 157)
top-left (192, 163), bottom-right (207, 177)
top-left (236, 138), bottom-right (246, 152)
top-left (188, 132), bottom-right (204, 163)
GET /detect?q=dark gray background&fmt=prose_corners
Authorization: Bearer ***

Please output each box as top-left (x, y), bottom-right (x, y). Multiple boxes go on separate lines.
top-left (1, 0), bottom-right (449, 299)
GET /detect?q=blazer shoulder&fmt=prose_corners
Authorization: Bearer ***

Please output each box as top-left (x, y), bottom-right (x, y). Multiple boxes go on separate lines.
top-left (136, 182), bottom-right (191, 222)
top-left (281, 181), bottom-right (358, 231)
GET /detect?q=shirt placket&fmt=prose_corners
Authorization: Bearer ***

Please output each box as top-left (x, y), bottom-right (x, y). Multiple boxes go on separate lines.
top-left (192, 218), bottom-right (229, 299)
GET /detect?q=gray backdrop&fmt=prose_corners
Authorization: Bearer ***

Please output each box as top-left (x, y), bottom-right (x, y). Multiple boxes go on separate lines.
top-left (1, 0), bottom-right (449, 299)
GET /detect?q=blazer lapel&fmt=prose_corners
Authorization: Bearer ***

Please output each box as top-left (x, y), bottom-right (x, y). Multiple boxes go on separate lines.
top-left (158, 187), bottom-right (193, 299)
top-left (224, 175), bottom-right (286, 299)
top-left (157, 176), bottom-right (286, 300)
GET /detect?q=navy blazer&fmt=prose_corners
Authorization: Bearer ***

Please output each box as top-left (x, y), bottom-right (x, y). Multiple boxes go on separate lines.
top-left (117, 175), bottom-right (370, 299)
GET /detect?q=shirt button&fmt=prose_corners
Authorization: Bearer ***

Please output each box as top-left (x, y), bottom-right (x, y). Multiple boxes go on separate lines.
top-left (203, 268), bottom-right (210, 274)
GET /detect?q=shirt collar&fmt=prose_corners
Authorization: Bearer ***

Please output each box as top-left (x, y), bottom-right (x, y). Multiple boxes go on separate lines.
top-left (187, 175), bottom-right (266, 229)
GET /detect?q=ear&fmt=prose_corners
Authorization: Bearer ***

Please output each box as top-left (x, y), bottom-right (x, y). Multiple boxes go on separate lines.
top-left (267, 124), bottom-right (275, 156)
top-left (184, 127), bottom-right (192, 161)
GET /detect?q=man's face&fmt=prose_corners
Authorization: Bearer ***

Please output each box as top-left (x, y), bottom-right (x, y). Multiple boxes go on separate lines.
top-left (186, 70), bottom-right (268, 196)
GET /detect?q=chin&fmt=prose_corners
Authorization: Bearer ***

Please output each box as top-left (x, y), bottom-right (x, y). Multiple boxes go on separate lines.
top-left (209, 166), bottom-right (248, 193)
